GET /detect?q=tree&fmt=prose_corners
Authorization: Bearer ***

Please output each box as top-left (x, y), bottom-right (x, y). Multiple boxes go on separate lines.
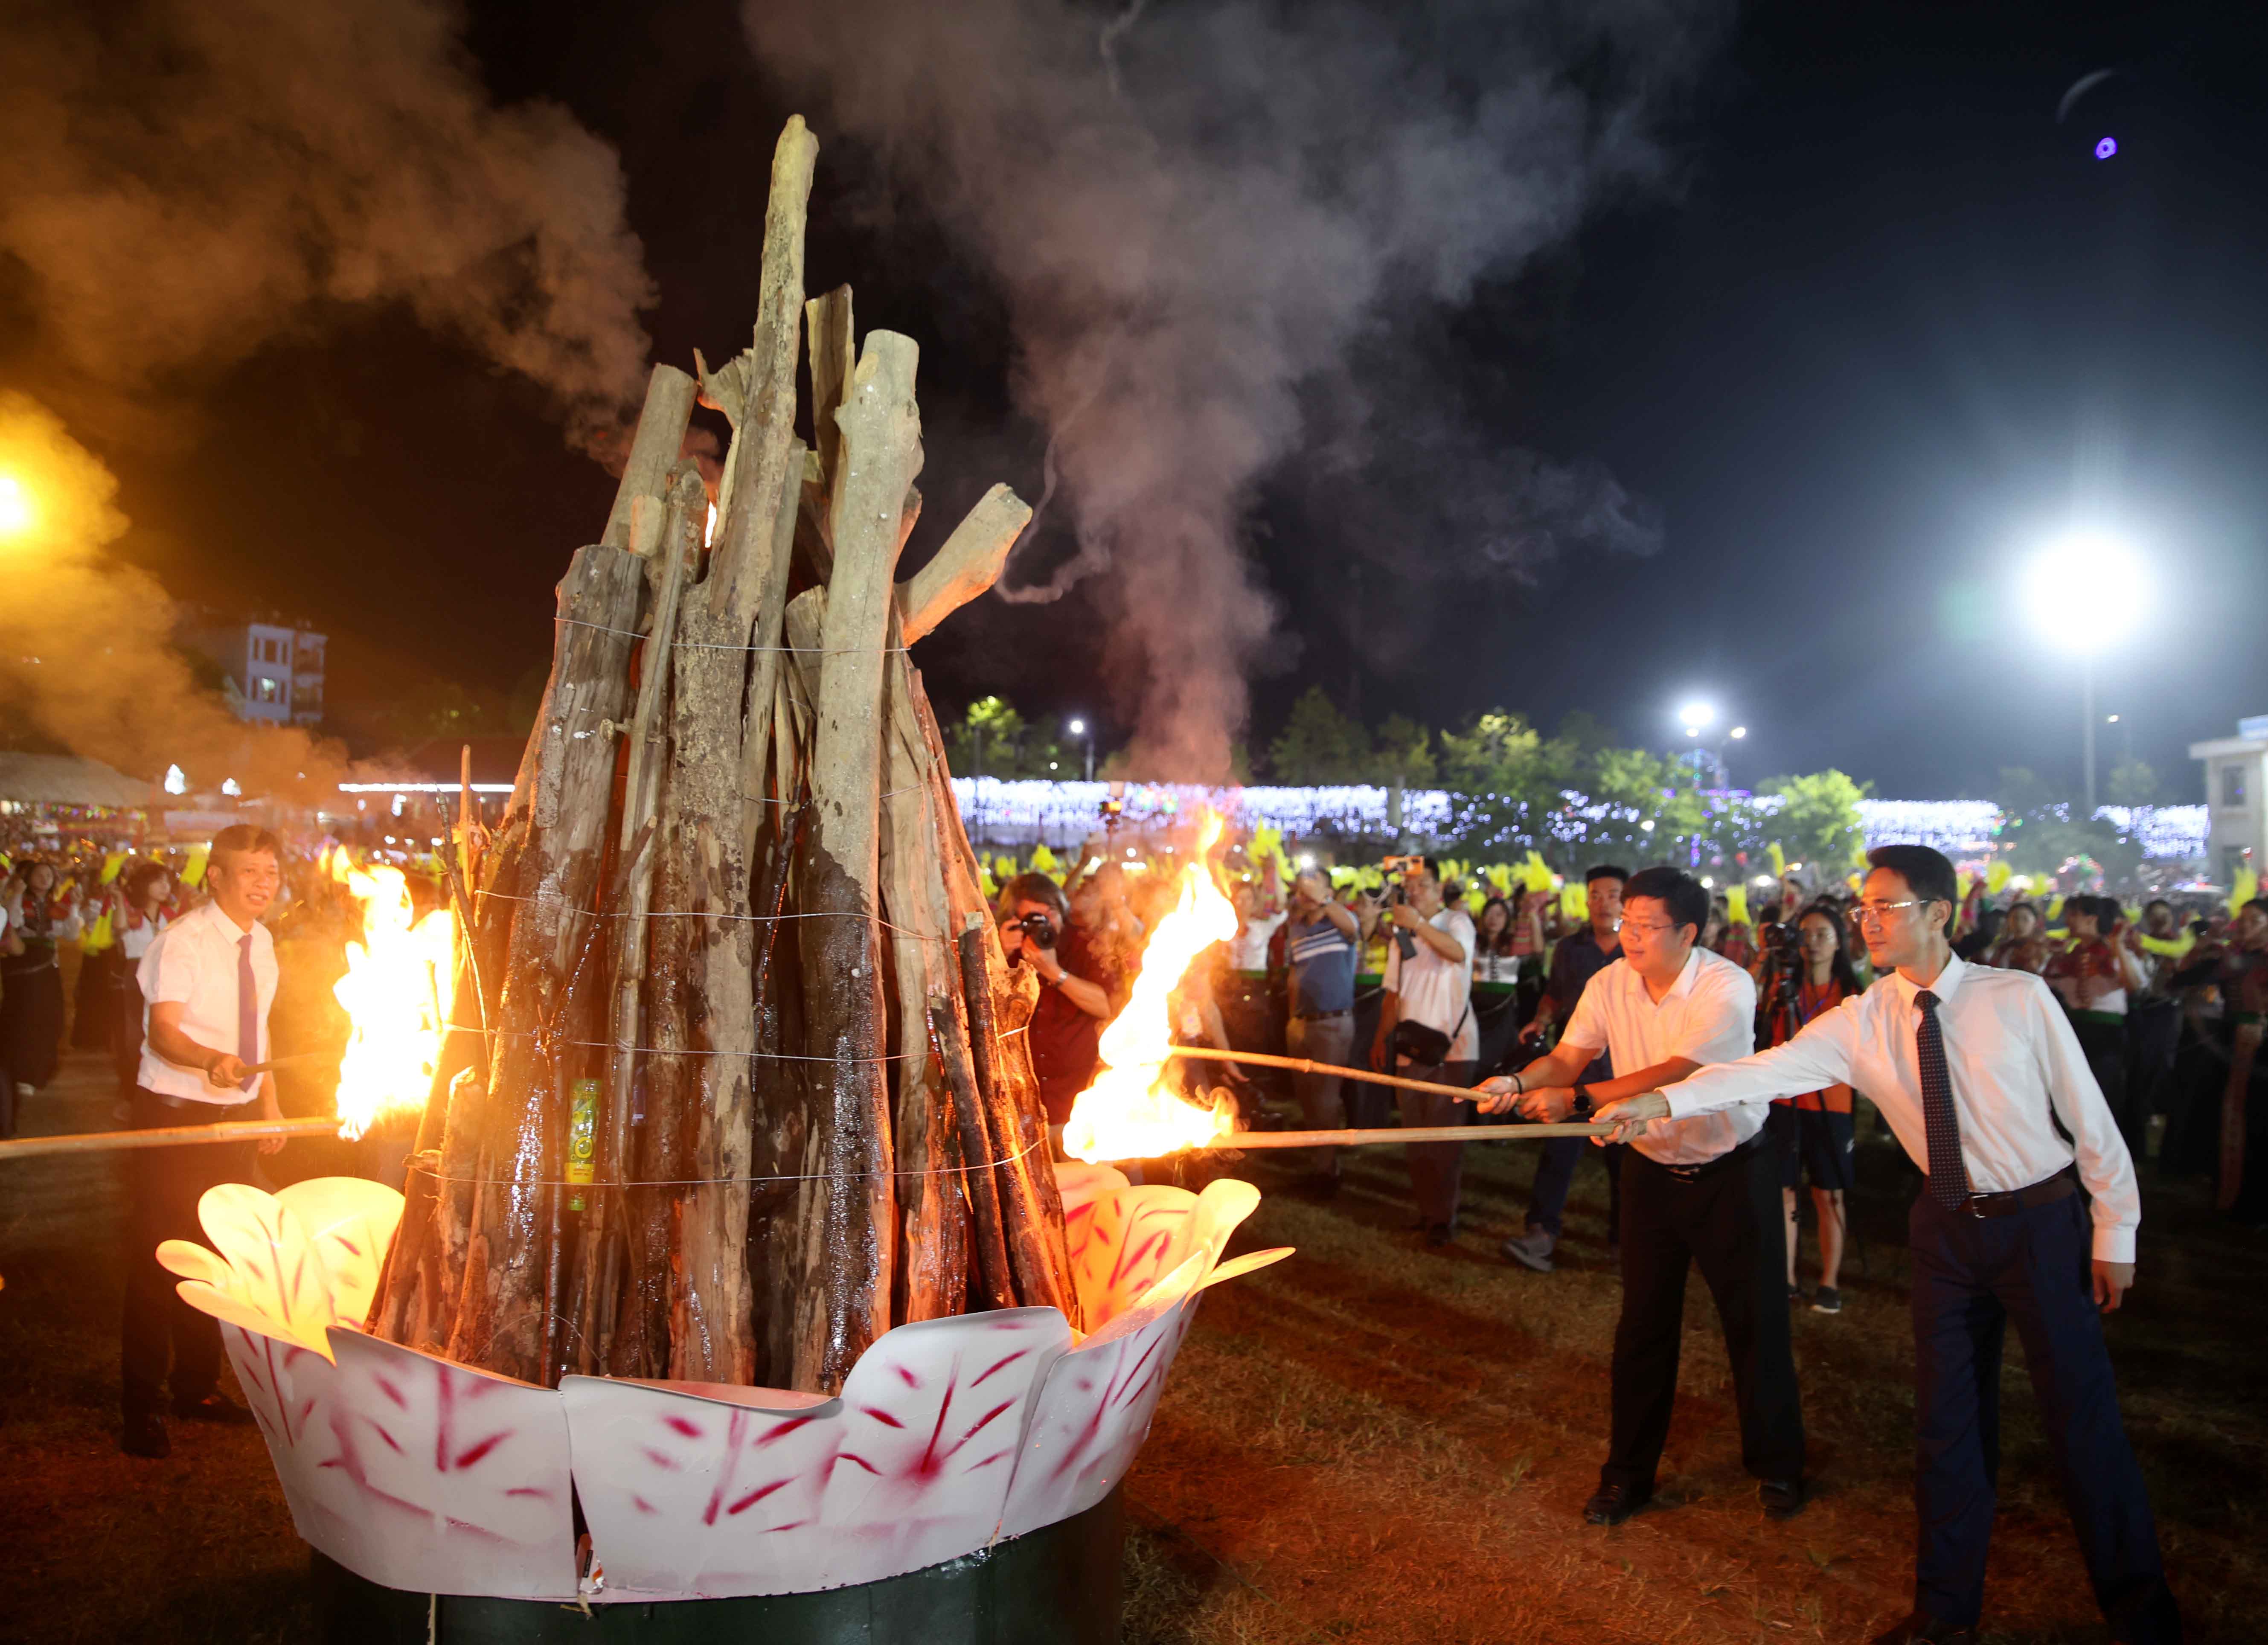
top-left (2105, 760), bottom-right (2160, 808)
top-left (1265, 686), bottom-right (1371, 785)
top-left (1373, 714), bottom-right (1437, 788)
top-left (1762, 770), bottom-right (1870, 874)
top-left (1437, 710), bottom-right (1562, 854)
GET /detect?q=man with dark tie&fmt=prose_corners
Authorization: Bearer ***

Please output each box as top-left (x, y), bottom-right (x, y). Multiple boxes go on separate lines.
top-left (1593, 845), bottom-right (2179, 1645)
top-left (118, 825), bottom-right (288, 1458)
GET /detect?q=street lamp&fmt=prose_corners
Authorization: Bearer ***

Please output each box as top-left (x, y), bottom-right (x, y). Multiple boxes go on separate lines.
top-left (1675, 700), bottom-right (1744, 789)
top-left (1067, 716), bottom-right (1095, 782)
top-left (2022, 529), bottom-right (2151, 813)
top-left (0, 474), bottom-right (33, 537)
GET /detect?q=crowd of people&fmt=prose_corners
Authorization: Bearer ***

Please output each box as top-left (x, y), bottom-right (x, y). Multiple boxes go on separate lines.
top-left (0, 832), bottom-right (371, 1136)
top-left (6, 812), bottom-right (2256, 1641)
top-left (981, 835), bottom-right (2267, 1254)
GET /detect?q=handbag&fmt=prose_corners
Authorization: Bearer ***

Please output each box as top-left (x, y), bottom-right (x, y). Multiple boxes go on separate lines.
top-left (1388, 1000), bottom-right (1471, 1070)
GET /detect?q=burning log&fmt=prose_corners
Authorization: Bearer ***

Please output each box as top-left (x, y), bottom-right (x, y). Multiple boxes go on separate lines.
top-left (789, 328), bottom-right (921, 1392)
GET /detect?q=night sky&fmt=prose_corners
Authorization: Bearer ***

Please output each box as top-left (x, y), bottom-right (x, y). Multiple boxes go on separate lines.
top-left (81, 0), bottom-right (2268, 799)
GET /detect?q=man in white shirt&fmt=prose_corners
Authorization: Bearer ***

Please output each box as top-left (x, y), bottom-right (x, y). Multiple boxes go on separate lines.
top-left (1369, 857), bottom-right (1477, 1245)
top-left (1471, 865), bottom-right (1806, 1526)
top-left (118, 825), bottom-right (288, 1459)
top-left (1595, 846), bottom-right (2178, 1645)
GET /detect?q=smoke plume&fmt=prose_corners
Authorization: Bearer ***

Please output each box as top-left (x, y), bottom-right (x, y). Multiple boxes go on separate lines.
top-left (0, 393), bottom-right (344, 798)
top-left (0, 0), bottom-right (654, 453)
top-left (746, 0), bottom-right (1720, 778)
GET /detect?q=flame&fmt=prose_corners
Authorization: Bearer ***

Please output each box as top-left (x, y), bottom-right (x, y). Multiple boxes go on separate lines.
top-left (1063, 809), bottom-right (1239, 1161)
top-left (325, 846), bottom-right (457, 1141)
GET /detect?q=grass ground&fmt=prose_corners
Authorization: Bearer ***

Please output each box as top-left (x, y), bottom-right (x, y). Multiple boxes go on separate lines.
top-left (3, 1051), bottom-right (2263, 1644)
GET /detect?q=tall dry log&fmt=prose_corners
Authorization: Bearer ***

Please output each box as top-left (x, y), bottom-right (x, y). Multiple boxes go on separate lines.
top-left (930, 999), bottom-right (1014, 1311)
top-left (878, 614), bottom-right (968, 1324)
top-left (662, 449), bottom-right (806, 1382)
top-left (896, 484), bottom-right (1032, 644)
top-left (440, 542), bottom-right (646, 1379)
top-left (957, 917), bottom-right (1075, 1324)
top-left (789, 329), bottom-right (922, 1392)
top-left (611, 465), bottom-right (710, 1380)
top-left (601, 365), bottom-right (701, 552)
top-left (569, 490), bottom-right (692, 1377)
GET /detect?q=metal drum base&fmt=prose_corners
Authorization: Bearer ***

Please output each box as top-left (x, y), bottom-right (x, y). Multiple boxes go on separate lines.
top-left (310, 1488), bottom-right (1123, 1645)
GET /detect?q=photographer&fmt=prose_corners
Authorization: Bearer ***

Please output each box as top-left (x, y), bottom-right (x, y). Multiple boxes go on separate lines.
top-left (999, 872), bottom-right (1123, 1135)
top-left (1368, 856), bottom-right (1477, 1246)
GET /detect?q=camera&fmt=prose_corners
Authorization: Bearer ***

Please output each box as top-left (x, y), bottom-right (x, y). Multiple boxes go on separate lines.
top-left (1381, 854), bottom-right (1422, 877)
top-left (1012, 911), bottom-right (1058, 950)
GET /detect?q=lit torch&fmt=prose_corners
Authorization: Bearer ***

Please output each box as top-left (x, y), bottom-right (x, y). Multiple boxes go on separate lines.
top-left (1061, 810), bottom-right (1613, 1161)
top-left (326, 847), bottom-right (458, 1141)
top-left (1062, 809), bottom-right (1239, 1162)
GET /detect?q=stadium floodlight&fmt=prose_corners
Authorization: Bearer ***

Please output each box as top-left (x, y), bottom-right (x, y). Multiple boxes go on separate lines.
top-left (2022, 528), bottom-right (2153, 810)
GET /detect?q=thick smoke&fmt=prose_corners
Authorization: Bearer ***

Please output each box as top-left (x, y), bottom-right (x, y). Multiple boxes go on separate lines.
top-left (0, 0), bottom-right (654, 453)
top-left (0, 394), bottom-right (343, 797)
top-left (745, 0), bottom-right (1719, 778)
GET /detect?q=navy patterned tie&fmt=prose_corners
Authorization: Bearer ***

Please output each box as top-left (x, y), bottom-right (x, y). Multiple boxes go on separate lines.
top-left (1915, 989), bottom-right (1970, 1208)
top-left (238, 933), bottom-right (259, 1095)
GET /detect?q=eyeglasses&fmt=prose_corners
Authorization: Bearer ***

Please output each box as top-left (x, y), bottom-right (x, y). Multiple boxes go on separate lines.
top-left (1619, 918), bottom-right (1676, 937)
top-left (1854, 899), bottom-right (1927, 924)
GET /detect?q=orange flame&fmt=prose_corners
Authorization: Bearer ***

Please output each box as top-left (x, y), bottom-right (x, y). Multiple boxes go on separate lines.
top-left (1063, 808), bottom-right (1238, 1161)
top-left (325, 847), bottom-right (457, 1141)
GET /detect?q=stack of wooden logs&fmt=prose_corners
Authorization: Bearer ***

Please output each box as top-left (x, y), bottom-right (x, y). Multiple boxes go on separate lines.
top-left (364, 116), bottom-right (1082, 1394)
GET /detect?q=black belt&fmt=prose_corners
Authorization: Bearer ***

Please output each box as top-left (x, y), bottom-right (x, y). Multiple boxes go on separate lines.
top-left (1950, 1164), bottom-right (2077, 1219)
top-left (1653, 1131), bottom-right (1770, 1182)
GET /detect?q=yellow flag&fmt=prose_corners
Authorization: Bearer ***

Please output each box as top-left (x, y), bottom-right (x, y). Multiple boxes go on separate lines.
top-left (100, 851), bottom-right (128, 884)
top-left (1561, 880), bottom-right (1589, 921)
top-left (1768, 842), bottom-right (1787, 877)
top-left (81, 910), bottom-right (115, 952)
top-left (1985, 860), bottom-right (2011, 895)
top-left (1029, 843), bottom-right (1060, 875)
top-left (1521, 852), bottom-right (1554, 894)
top-left (2046, 894), bottom-right (2065, 924)
top-left (2230, 867), bottom-right (2259, 915)
top-left (183, 845), bottom-right (210, 887)
top-left (1727, 885), bottom-right (1750, 927)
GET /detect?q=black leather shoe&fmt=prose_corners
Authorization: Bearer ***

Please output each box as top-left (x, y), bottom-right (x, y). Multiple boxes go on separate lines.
top-left (1582, 1483), bottom-right (1649, 1526)
top-left (1759, 1477), bottom-right (1806, 1520)
top-left (121, 1413), bottom-right (171, 1459)
top-left (1868, 1613), bottom-right (1974, 1645)
top-left (172, 1391), bottom-right (253, 1425)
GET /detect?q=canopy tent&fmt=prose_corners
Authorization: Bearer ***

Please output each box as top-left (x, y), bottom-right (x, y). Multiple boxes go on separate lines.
top-left (0, 752), bottom-right (159, 810)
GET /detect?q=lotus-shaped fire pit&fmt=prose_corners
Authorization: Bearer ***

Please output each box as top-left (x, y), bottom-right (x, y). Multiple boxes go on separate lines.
top-left (160, 1164), bottom-right (1283, 1614)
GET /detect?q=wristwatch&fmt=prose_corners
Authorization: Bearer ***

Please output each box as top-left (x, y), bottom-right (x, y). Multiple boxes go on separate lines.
top-left (1570, 1085), bottom-right (1595, 1119)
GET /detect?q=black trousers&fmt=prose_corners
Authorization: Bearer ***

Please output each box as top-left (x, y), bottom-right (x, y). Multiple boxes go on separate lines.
top-left (1603, 1143), bottom-right (1806, 1492)
top-left (2070, 1016), bottom-right (2137, 1160)
top-left (119, 1087), bottom-right (257, 1420)
top-left (1396, 1060), bottom-right (1476, 1230)
top-left (1908, 1189), bottom-right (2179, 1638)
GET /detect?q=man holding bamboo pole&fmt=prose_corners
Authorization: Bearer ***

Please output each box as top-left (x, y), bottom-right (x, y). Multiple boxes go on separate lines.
top-left (1591, 846), bottom-right (2176, 1645)
top-left (1471, 864), bottom-right (1806, 1527)
top-left (117, 825), bottom-right (288, 1458)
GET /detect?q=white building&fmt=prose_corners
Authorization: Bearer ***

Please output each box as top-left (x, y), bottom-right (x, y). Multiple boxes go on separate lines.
top-left (187, 620), bottom-right (327, 727)
top-left (2189, 715), bottom-right (2268, 884)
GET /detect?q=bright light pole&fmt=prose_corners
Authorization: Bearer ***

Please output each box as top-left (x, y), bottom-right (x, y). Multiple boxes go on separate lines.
top-left (1675, 700), bottom-right (1746, 789)
top-left (1067, 717), bottom-right (1094, 782)
top-left (2023, 530), bottom-right (2151, 813)
top-left (0, 474), bottom-right (34, 538)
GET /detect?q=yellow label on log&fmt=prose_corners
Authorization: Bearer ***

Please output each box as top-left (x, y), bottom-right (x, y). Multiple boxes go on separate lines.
top-left (567, 1078), bottom-right (599, 1209)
